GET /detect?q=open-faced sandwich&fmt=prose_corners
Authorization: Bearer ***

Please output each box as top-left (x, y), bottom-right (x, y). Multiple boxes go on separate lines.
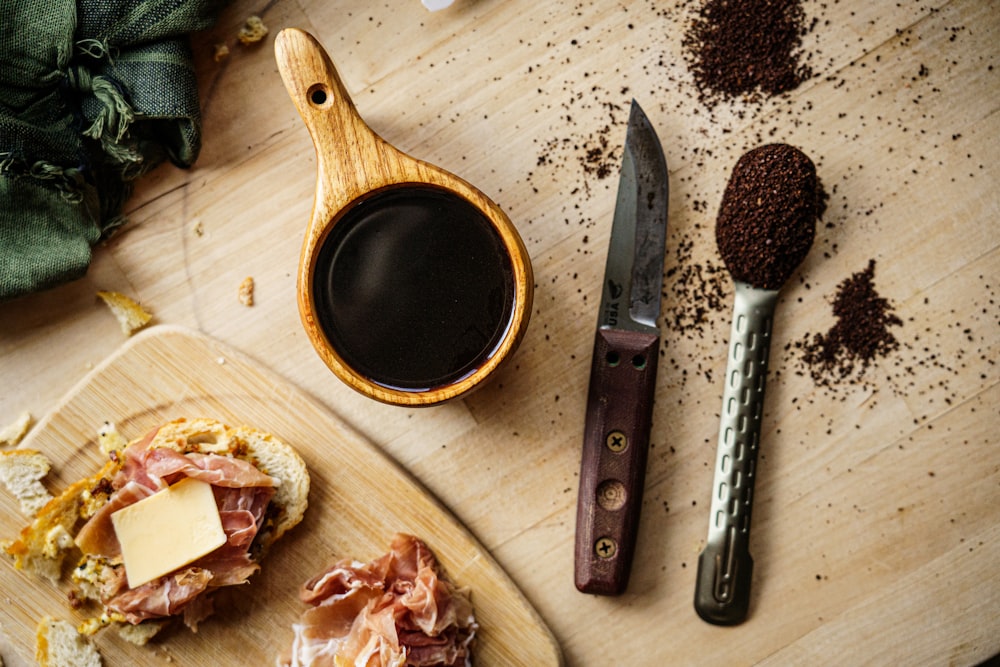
top-left (4, 417), bottom-right (309, 641)
top-left (282, 533), bottom-right (477, 667)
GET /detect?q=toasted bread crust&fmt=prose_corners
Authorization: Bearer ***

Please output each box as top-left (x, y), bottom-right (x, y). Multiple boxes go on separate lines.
top-left (96, 291), bottom-right (152, 336)
top-left (6, 461), bottom-right (116, 580)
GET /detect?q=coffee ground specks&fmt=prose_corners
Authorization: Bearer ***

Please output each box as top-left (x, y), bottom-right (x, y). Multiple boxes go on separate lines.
top-left (534, 92), bottom-right (625, 185)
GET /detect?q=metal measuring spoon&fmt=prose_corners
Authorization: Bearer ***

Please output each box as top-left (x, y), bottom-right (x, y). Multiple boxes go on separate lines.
top-left (694, 144), bottom-right (823, 625)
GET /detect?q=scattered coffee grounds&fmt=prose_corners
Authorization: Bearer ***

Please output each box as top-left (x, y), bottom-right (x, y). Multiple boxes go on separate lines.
top-left (535, 97), bottom-right (623, 183)
top-left (663, 232), bottom-right (728, 339)
top-left (794, 260), bottom-right (903, 387)
top-left (716, 144), bottom-right (826, 290)
top-left (683, 0), bottom-right (816, 107)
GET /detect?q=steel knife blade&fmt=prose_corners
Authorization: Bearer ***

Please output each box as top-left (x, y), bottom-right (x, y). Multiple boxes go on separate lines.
top-left (574, 100), bottom-right (669, 595)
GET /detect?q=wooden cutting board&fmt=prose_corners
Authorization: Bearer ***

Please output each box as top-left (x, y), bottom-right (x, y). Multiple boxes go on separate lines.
top-left (0, 325), bottom-right (562, 666)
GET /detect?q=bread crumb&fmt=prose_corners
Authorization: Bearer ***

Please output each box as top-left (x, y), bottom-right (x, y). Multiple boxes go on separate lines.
top-left (213, 43), bottom-right (230, 62)
top-left (1, 411), bottom-right (32, 448)
top-left (117, 619), bottom-right (167, 646)
top-left (97, 422), bottom-right (127, 457)
top-left (78, 615), bottom-right (111, 637)
top-left (238, 15), bottom-right (268, 45)
top-left (238, 277), bottom-right (255, 307)
top-left (0, 449), bottom-right (53, 516)
top-left (97, 291), bottom-right (152, 336)
top-left (36, 617), bottom-right (103, 667)
top-left (42, 525), bottom-right (73, 559)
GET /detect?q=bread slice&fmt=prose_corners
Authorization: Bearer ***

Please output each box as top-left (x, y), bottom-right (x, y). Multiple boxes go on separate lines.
top-left (0, 449), bottom-right (53, 517)
top-left (5, 418), bottom-right (310, 636)
top-left (126, 418), bottom-right (310, 551)
top-left (36, 617), bottom-right (103, 667)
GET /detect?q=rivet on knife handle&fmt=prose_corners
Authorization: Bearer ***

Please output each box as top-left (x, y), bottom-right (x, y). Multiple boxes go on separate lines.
top-left (574, 328), bottom-right (659, 595)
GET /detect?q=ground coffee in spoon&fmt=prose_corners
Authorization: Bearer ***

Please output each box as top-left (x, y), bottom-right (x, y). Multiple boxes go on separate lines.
top-left (716, 143), bottom-right (825, 290)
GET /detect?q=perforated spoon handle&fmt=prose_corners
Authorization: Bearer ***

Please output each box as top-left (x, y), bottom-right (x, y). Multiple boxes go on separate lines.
top-left (694, 282), bottom-right (779, 625)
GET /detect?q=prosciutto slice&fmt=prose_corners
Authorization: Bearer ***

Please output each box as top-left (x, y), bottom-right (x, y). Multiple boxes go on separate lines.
top-left (284, 534), bottom-right (477, 667)
top-left (75, 481), bottom-right (154, 557)
top-left (107, 567), bottom-right (213, 624)
top-left (114, 438), bottom-right (277, 490)
top-left (74, 429), bottom-right (278, 629)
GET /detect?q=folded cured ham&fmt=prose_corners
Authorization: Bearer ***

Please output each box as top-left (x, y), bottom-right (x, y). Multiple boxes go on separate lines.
top-left (5, 417), bottom-right (309, 641)
top-left (283, 534), bottom-right (477, 667)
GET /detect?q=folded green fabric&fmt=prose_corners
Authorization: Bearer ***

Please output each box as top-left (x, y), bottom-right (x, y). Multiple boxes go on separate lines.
top-left (0, 0), bottom-right (228, 301)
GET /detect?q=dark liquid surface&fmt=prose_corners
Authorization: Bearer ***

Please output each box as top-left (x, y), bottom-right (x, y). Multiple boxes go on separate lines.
top-left (313, 186), bottom-right (515, 391)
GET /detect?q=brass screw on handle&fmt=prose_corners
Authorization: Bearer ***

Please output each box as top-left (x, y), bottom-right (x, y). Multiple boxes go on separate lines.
top-left (597, 433), bottom-right (625, 561)
top-left (595, 537), bottom-right (617, 559)
top-left (606, 430), bottom-right (627, 453)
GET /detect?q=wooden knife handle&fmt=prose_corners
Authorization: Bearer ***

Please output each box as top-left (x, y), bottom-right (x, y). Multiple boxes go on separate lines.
top-left (575, 327), bottom-right (660, 595)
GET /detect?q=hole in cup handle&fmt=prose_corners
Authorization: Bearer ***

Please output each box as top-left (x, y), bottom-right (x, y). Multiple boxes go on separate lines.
top-left (308, 84), bottom-right (330, 107)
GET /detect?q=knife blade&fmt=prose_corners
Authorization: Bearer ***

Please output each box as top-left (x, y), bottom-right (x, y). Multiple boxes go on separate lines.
top-left (574, 100), bottom-right (669, 595)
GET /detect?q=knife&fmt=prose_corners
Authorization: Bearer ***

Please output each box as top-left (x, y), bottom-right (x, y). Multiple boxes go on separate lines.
top-left (574, 100), bottom-right (669, 595)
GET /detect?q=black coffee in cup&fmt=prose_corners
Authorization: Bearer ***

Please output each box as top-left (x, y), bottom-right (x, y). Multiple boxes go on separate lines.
top-left (312, 185), bottom-right (516, 391)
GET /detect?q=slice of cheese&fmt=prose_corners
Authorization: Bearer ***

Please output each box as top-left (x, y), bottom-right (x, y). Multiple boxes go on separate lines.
top-left (111, 477), bottom-right (227, 588)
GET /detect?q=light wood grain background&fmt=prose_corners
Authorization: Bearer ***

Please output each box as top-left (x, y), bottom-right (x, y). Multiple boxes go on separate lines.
top-left (2, 0), bottom-right (998, 665)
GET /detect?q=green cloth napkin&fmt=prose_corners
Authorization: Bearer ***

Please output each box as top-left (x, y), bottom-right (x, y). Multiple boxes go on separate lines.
top-left (1, 0), bottom-right (228, 302)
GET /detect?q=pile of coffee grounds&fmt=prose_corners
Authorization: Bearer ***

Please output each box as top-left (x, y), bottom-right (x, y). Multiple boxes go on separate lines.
top-left (793, 260), bottom-right (903, 387)
top-left (682, 0), bottom-right (815, 108)
top-left (715, 143), bottom-right (826, 290)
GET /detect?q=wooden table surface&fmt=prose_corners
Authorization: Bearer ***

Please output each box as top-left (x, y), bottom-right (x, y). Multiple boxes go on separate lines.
top-left (2, 1), bottom-right (998, 665)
